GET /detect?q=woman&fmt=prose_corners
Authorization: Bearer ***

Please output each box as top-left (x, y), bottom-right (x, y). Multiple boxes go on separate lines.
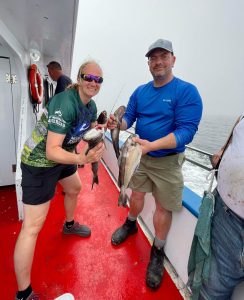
top-left (14, 60), bottom-right (105, 300)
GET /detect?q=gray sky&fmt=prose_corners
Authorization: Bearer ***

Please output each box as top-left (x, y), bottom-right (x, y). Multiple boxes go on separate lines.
top-left (71, 0), bottom-right (244, 118)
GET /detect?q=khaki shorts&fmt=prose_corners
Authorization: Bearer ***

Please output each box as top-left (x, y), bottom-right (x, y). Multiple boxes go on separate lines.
top-left (129, 153), bottom-right (185, 211)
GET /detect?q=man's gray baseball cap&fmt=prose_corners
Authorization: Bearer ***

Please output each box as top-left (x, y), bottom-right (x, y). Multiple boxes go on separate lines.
top-left (145, 39), bottom-right (173, 57)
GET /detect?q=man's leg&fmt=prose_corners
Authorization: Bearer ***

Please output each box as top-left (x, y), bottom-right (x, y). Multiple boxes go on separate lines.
top-left (111, 190), bottom-right (145, 245)
top-left (14, 201), bottom-right (50, 291)
top-left (60, 171), bottom-right (90, 237)
top-left (146, 199), bottom-right (172, 289)
top-left (153, 199), bottom-right (172, 240)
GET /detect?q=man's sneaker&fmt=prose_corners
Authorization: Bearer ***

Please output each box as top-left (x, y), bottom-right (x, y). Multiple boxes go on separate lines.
top-left (146, 244), bottom-right (165, 290)
top-left (15, 291), bottom-right (40, 300)
top-left (111, 218), bottom-right (138, 245)
top-left (62, 221), bottom-right (91, 237)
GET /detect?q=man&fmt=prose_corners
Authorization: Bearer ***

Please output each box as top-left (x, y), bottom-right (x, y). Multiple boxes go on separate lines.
top-left (108, 38), bottom-right (203, 290)
top-left (199, 114), bottom-right (244, 299)
top-left (47, 61), bottom-right (72, 95)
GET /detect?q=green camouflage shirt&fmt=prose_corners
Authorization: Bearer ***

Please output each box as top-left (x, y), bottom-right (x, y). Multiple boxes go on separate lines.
top-left (21, 88), bottom-right (97, 167)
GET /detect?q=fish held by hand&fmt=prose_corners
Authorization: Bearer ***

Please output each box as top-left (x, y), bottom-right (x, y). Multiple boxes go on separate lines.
top-left (118, 134), bottom-right (142, 207)
top-left (83, 128), bottom-right (104, 189)
top-left (111, 105), bottom-right (126, 159)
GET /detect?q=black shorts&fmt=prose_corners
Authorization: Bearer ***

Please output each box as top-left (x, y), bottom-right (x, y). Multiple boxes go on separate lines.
top-left (21, 162), bottom-right (77, 205)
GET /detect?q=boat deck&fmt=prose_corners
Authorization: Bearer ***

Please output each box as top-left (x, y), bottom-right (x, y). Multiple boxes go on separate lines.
top-left (1, 162), bottom-right (182, 300)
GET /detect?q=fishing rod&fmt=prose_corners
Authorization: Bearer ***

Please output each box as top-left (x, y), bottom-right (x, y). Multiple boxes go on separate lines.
top-left (109, 83), bottom-right (126, 115)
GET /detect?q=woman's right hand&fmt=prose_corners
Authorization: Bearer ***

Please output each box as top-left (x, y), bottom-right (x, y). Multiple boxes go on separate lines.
top-left (78, 141), bottom-right (105, 165)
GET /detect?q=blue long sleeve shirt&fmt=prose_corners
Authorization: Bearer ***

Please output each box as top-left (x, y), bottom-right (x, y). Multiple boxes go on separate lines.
top-left (123, 77), bottom-right (203, 157)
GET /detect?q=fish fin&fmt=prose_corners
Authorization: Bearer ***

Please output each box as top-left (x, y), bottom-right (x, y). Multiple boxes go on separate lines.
top-left (117, 151), bottom-right (122, 166)
top-left (116, 149), bottom-right (120, 159)
top-left (134, 163), bottom-right (140, 173)
top-left (91, 175), bottom-right (99, 189)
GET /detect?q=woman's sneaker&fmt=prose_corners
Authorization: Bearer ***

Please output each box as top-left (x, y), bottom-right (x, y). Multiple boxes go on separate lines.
top-left (62, 221), bottom-right (91, 237)
top-left (15, 291), bottom-right (40, 300)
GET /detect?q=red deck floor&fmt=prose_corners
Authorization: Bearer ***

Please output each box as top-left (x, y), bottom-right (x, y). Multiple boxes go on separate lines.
top-left (0, 162), bottom-right (183, 300)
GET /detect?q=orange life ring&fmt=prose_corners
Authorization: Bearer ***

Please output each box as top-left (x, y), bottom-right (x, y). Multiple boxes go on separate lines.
top-left (29, 64), bottom-right (43, 104)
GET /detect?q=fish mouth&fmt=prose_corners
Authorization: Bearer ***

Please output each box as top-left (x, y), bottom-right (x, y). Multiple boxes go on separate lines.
top-left (83, 128), bottom-right (104, 142)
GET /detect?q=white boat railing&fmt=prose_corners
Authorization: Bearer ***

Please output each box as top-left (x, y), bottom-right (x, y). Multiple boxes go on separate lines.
top-left (185, 145), bottom-right (213, 171)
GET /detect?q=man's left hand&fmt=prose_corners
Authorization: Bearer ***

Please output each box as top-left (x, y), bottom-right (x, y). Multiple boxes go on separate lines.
top-left (133, 136), bottom-right (151, 155)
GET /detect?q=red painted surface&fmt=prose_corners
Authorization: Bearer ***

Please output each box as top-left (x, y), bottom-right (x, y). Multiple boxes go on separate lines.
top-left (0, 163), bottom-right (183, 300)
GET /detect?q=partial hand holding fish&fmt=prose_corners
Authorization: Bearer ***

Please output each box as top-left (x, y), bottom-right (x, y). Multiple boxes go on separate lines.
top-left (78, 141), bottom-right (104, 165)
top-left (107, 114), bottom-right (118, 130)
top-left (132, 136), bottom-right (151, 156)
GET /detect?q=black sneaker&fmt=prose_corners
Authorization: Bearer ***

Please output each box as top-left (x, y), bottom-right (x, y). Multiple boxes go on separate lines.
top-left (111, 218), bottom-right (138, 245)
top-left (15, 291), bottom-right (40, 300)
top-left (62, 221), bottom-right (91, 237)
top-left (146, 244), bottom-right (165, 290)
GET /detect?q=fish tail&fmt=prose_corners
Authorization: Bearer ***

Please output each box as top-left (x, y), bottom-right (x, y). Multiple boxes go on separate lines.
top-left (115, 149), bottom-right (120, 159)
top-left (112, 141), bottom-right (120, 159)
top-left (118, 186), bottom-right (129, 207)
top-left (91, 175), bottom-right (99, 189)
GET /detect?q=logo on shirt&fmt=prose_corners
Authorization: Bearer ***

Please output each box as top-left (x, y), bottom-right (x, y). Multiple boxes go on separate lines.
top-left (162, 99), bottom-right (172, 103)
top-left (65, 122), bottom-right (90, 145)
top-left (54, 109), bottom-right (62, 117)
top-left (48, 114), bottom-right (66, 128)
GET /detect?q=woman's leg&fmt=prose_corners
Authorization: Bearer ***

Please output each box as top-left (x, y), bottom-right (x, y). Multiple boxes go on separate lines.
top-left (14, 201), bottom-right (50, 290)
top-left (59, 171), bottom-right (81, 221)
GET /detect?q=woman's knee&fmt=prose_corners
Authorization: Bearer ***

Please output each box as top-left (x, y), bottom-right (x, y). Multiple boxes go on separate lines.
top-left (64, 183), bottom-right (82, 197)
top-left (22, 215), bottom-right (46, 236)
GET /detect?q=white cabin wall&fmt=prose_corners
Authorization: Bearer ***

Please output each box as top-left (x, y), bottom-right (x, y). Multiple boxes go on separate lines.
top-left (0, 20), bottom-right (47, 219)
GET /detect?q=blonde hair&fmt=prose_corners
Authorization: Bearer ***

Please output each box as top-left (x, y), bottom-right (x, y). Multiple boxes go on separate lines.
top-left (67, 60), bottom-right (102, 90)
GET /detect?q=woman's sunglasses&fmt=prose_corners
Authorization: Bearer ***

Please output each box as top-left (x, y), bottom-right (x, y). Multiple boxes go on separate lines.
top-left (80, 73), bottom-right (103, 84)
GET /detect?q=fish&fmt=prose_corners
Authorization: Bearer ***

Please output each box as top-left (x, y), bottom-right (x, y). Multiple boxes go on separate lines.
top-left (97, 110), bottom-right (107, 125)
top-left (111, 105), bottom-right (126, 159)
top-left (83, 128), bottom-right (104, 189)
top-left (91, 161), bottom-right (99, 189)
top-left (87, 110), bottom-right (107, 188)
top-left (117, 134), bottom-right (142, 207)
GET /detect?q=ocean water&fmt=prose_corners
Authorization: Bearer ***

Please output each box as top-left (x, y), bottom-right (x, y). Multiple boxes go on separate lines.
top-left (184, 114), bottom-right (236, 195)
top-left (190, 114), bottom-right (236, 154)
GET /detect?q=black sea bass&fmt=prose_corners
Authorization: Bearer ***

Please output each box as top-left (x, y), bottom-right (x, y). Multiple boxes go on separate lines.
top-left (83, 128), bottom-right (104, 189)
top-left (111, 105), bottom-right (126, 159)
top-left (118, 134), bottom-right (142, 207)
